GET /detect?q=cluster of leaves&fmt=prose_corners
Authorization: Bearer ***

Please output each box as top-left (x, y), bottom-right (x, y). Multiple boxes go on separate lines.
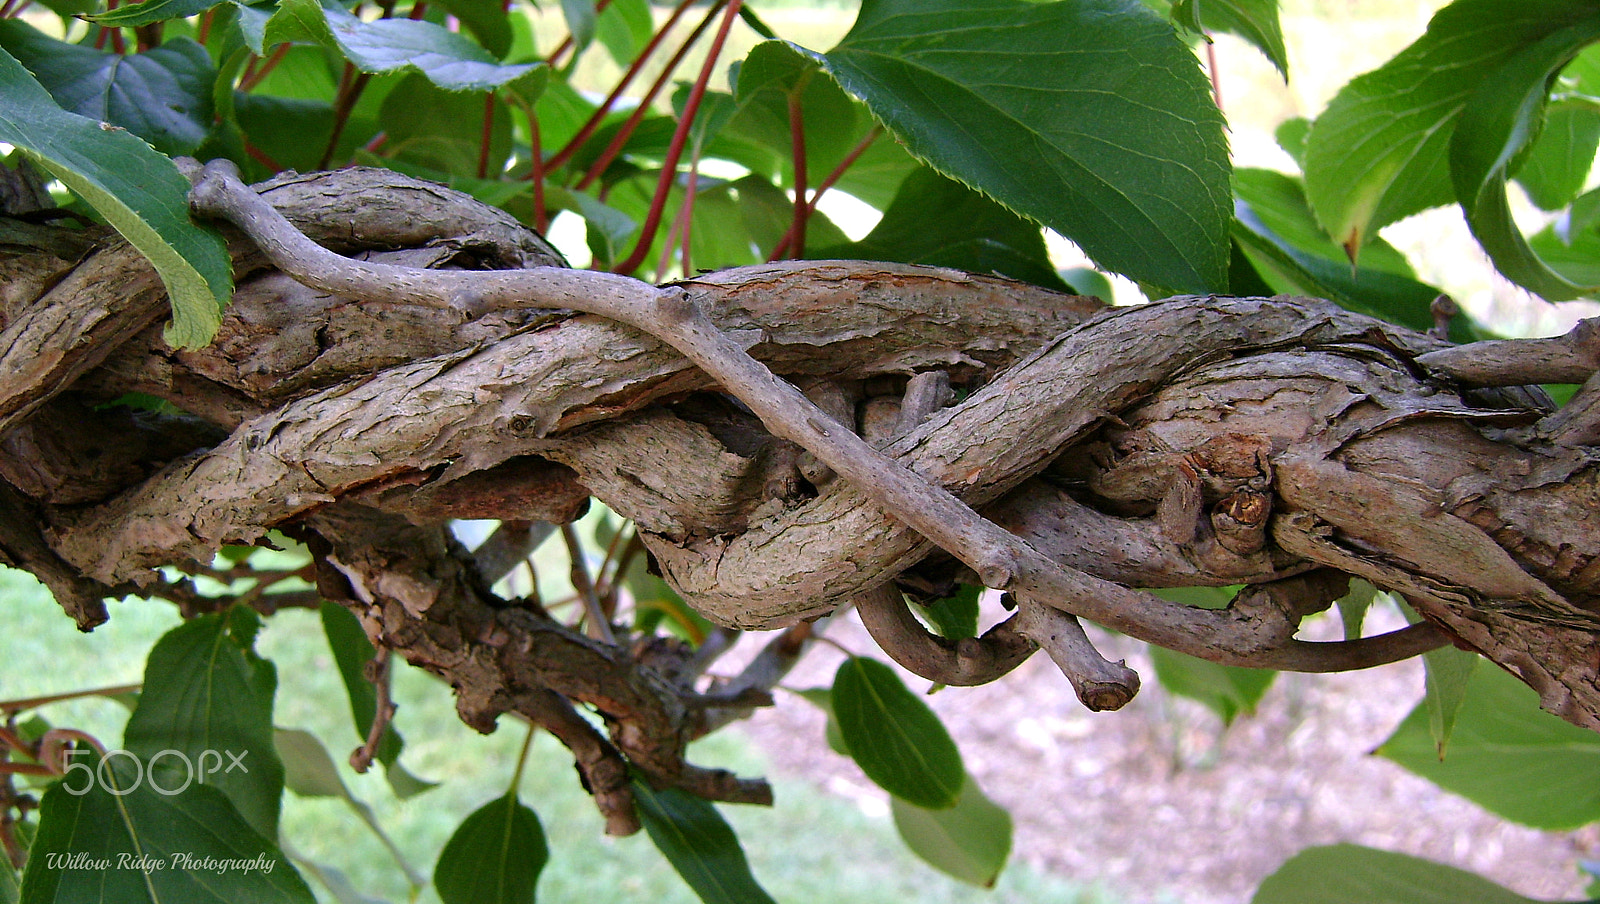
top-left (6, 0), bottom-right (1600, 900)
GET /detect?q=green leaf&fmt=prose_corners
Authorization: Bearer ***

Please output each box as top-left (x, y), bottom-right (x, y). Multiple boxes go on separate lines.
top-left (275, 729), bottom-right (348, 799)
top-left (632, 780), bottom-right (777, 904)
top-left (433, 0), bottom-right (513, 58)
top-left (1303, 0), bottom-right (1600, 261)
top-left (1531, 191), bottom-right (1600, 283)
top-left (1233, 167), bottom-right (1441, 331)
top-left (0, 47), bottom-right (231, 348)
top-left (274, 729), bottom-right (425, 887)
top-left (1334, 580), bottom-right (1379, 641)
top-left (596, 0), bottom-right (652, 68)
top-left (1149, 644), bottom-right (1275, 726)
top-left (32, 0), bottom-right (96, 18)
top-left (1378, 662), bottom-right (1600, 829)
top-left (817, 0), bottom-right (1231, 293)
top-left (812, 167), bottom-right (1069, 290)
top-left (1252, 844), bottom-right (1557, 904)
top-left (832, 656), bottom-right (964, 809)
top-left (559, 0), bottom-right (597, 53)
top-left (730, 173), bottom-right (851, 258)
top-left (1450, 15), bottom-right (1600, 300)
top-left (85, 0), bottom-right (228, 27)
top-left (121, 614), bottom-right (284, 841)
top-left (1236, 170), bottom-right (1416, 277)
top-left (1515, 98), bottom-right (1600, 210)
top-left (794, 688), bottom-right (850, 756)
top-left (433, 793), bottom-right (548, 904)
top-left (0, 23), bottom-right (216, 157)
top-left (234, 93), bottom-right (337, 174)
top-left (1421, 645), bottom-right (1479, 760)
top-left (910, 585), bottom-right (981, 642)
top-left (738, 5), bottom-right (777, 40)
top-left (265, 0), bottom-right (544, 92)
top-left (19, 754), bottom-right (313, 904)
top-left (890, 774), bottom-right (1012, 888)
top-left (681, 179), bottom-right (762, 272)
top-left (1275, 116), bottom-right (1311, 167)
top-left (379, 73), bottom-right (513, 176)
top-left (1192, 0), bottom-right (1288, 78)
top-left (2, 855), bottom-right (18, 904)
top-left (1060, 267), bottom-right (1115, 300)
top-left (1152, 585), bottom-right (1235, 609)
top-left (730, 41), bottom-right (882, 191)
top-left (227, 0), bottom-right (275, 54)
top-left (545, 184), bottom-right (636, 265)
top-left (1165, 0), bottom-right (1202, 34)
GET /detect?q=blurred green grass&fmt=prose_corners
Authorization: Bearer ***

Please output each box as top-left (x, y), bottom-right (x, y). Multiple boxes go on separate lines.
top-left (1, 565), bottom-right (1114, 904)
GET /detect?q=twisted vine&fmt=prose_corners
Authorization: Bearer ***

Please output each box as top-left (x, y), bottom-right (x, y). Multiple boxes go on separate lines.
top-left (4, 165), bottom-right (1600, 829)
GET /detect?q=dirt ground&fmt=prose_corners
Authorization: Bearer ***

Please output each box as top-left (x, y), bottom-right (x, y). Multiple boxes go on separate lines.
top-left (732, 606), bottom-right (1594, 904)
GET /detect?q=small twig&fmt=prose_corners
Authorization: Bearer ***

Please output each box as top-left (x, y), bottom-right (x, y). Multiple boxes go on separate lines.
top-left (319, 67), bottom-right (372, 170)
top-left (242, 139), bottom-right (286, 174)
top-left (1542, 368), bottom-right (1600, 445)
top-left (527, 113), bottom-right (547, 232)
top-left (516, 688), bottom-right (639, 834)
top-left (1418, 316), bottom-right (1600, 386)
top-left (1428, 294), bottom-right (1459, 340)
top-left (680, 625), bottom-right (741, 682)
top-left (37, 729), bottom-right (107, 773)
top-left (134, 22), bottom-right (160, 52)
top-left (0, 725), bottom-right (28, 755)
top-left (472, 519), bottom-right (556, 587)
top-left (477, 92), bottom-right (497, 179)
top-left (350, 650), bottom-right (397, 773)
top-left (0, 771), bottom-right (30, 870)
top-left (561, 522), bottom-right (617, 645)
top-left (856, 585), bottom-right (1035, 687)
top-left (678, 158), bottom-right (702, 279)
top-left (1205, 35), bottom-right (1222, 110)
top-left (1012, 598), bottom-right (1139, 710)
top-left (693, 620), bottom-right (817, 736)
top-left (239, 44), bottom-right (291, 93)
top-left (1, 683), bottom-right (142, 716)
top-left (593, 525), bottom-right (636, 612)
top-left (786, 88), bottom-right (809, 260)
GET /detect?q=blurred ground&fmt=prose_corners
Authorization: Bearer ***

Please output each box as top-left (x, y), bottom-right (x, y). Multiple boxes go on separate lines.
top-left (733, 606), bottom-right (1594, 904)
